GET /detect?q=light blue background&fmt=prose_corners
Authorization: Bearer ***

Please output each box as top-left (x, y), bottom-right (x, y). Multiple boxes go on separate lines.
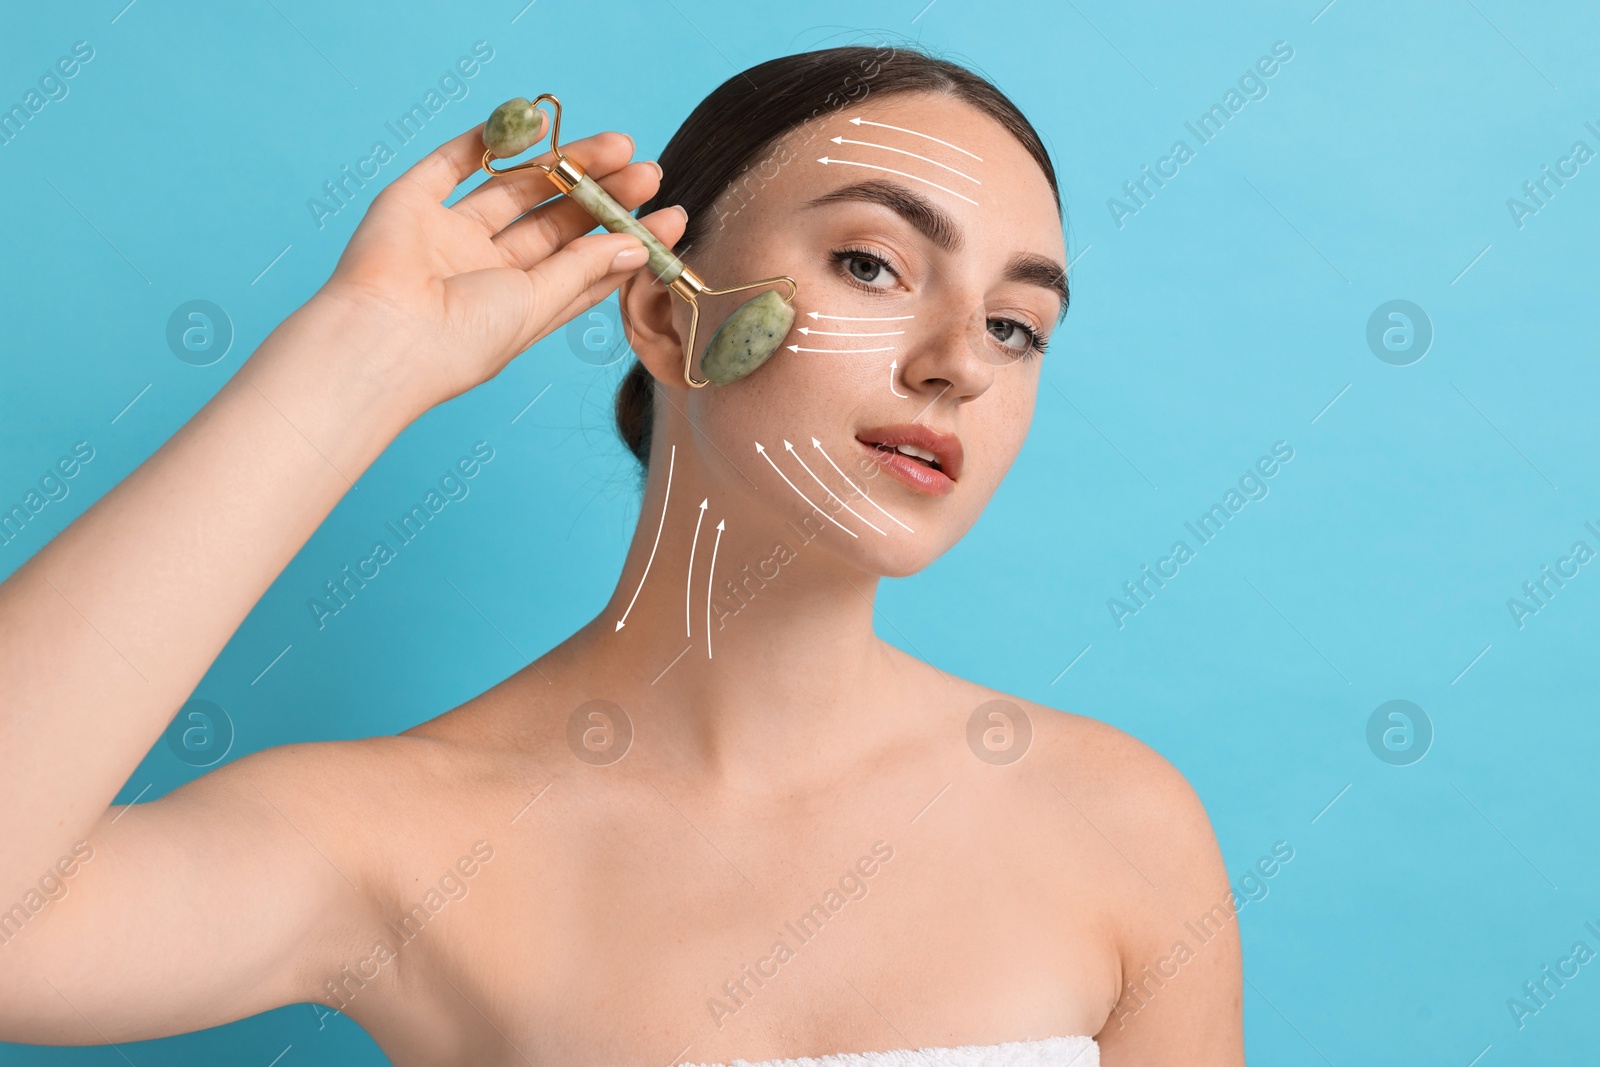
top-left (3, 0), bottom-right (1598, 1063)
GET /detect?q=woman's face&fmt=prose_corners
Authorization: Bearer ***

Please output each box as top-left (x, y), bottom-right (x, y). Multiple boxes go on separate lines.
top-left (626, 90), bottom-right (1067, 578)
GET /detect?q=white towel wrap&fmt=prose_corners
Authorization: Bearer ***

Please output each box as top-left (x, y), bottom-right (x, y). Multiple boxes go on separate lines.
top-left (681, 1035), bottom-right (1099, 1067)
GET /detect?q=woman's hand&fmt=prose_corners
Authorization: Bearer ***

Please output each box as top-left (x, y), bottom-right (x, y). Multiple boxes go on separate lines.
top-left (313, 121), bottom-right (685, 419)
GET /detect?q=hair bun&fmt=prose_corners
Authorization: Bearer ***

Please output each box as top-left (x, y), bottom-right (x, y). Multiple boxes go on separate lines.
top-left (614, 359), bottom-right (655, 469)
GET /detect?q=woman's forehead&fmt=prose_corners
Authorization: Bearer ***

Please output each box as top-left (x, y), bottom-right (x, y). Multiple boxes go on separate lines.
top-left (716, 93), bottom-right (1063, 261)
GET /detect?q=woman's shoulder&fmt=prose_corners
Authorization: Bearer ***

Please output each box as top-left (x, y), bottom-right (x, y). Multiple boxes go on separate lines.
top-left (395, 666), bottom-right (574, 768)
top-left (972, 685), bottom-right (1230, 906)
top-left (1021, 697), bottom-right (1207, 819)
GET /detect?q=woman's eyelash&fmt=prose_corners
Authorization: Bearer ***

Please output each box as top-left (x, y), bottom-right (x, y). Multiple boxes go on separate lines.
top-left (1020, 326), bottom-right (1049, 356)
top-left (827, 246), bottom-right (1048, 359)
top-left (830, 245), bottom-right (901, 285)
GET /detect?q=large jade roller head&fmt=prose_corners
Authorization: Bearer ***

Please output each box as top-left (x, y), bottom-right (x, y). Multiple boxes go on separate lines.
top-left (480, 94), bottom-right (798, 388)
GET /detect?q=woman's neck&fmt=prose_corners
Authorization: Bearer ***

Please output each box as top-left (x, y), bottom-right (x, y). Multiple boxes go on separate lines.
top-left (548, 453), bottom-right (928, 792)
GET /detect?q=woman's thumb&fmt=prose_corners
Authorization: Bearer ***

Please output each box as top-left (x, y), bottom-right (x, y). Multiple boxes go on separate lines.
top-left (522, 232), bottom-right (649, 336)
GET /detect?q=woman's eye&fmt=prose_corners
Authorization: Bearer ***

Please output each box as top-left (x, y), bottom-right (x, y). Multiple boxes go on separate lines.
top-left (989, 319), bottom-right (1028, 350)
top-left (848, 255), bottom-right (886, 284)
top-left (831, 248), bottom-right (899, 290)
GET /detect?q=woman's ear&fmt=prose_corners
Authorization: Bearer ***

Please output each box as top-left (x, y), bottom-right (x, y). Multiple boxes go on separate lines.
top-left (618, 268), bottom-right (689, 390)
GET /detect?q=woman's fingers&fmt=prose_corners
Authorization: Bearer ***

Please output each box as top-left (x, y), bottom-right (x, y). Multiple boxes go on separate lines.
top-left (537, 205), bottom-right (690, 341)
top-left (518, 206), bottom-right (681, 335)
top-left (393, 123), bottom-right (495, 204)
top-left (453, 130), bottom-right (638, 236)
top-left (492, 231), bottom-right (647, 351)
top-left (489, 205), bottom-right (683, 355)
top-left (492, 160), bottom-right (666, 270)
top-left (376, 120), bottom-right (685, 388)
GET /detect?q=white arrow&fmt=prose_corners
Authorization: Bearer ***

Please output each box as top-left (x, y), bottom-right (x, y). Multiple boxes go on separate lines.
top-left (787, 344), bottom-right (896, 354)
top-left (889, 360), bottom-right (908, 398)
top-left (829, 135), bottom-right (980, 184)
top-left (755, 441), bottom-right (857, 538)
top-left (817, 157), bottom-right (979, 206)
top-left (618, 443), bottom-right (673, 630)
top-left (798, 326), bottom-right (904, 337)
top-left (851, 116), bottom-right (983, 161)
top-left (785, 439), bottom-right (885, 536)
top-left (807, 311), bottom-right (914, 321)
top-left (705, 519), bottom-right (724, 659)
top-left (685, 497), bottom-right (707, 637)
top-left (813, 436), bottom-right (914, 533)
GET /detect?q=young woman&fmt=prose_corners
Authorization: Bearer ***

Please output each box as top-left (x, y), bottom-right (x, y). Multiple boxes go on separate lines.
top-left (0, 44), bottom-right (1243, 1066)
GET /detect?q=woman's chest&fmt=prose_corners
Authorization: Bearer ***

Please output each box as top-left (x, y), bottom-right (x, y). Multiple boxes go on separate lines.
top-left (359, 780), bottom-right (1123, 1066)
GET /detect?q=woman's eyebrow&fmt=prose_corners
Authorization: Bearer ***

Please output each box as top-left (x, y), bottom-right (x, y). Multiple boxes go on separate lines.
top-left (803, 179), bottom-right (964, 254)
top-left (803, 178), bottom-right (1069, 320)
top-left (1007, 253), bottom-right (1070, 322)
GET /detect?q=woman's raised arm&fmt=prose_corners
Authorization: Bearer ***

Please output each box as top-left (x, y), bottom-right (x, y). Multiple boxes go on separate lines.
top-left (0, 122), bottom-right (682, 1039)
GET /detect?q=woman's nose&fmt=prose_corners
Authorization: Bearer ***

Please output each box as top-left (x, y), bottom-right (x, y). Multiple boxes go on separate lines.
top-left (894, 300), bottom-right (999, 402)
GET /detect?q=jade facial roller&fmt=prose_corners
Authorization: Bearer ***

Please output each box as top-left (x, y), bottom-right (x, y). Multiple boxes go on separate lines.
top-left (480, 94), bottom-right (798, 388)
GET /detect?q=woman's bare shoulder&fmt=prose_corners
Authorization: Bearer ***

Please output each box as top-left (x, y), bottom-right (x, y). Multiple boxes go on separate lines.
top-left (987, 700), bottom-right (1245, 1047)
top-left (1024, 700), bottom-right (1200, 806)
top-left (981, 689), bottom-right (1228, 894)
top-left (396, 665), bottom-right (570, 762)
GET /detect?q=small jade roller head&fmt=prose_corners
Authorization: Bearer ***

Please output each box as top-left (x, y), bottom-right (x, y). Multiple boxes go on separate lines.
top-left (480, 95), bottom-right (798, 388)
top-left (483, 97), bottom-right (548, 157)
top-left (695, 289), bottom-right (796, 385)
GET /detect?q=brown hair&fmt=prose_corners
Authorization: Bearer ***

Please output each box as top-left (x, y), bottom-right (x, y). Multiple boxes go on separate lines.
top-left (615, 41), bottom-right (1063, 474)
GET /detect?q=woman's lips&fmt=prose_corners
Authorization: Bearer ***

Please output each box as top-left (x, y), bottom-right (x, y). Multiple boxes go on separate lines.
top-left (854, 422), bottom-right (962, 498)
top-left (854, 437), bottom-right (956, 496)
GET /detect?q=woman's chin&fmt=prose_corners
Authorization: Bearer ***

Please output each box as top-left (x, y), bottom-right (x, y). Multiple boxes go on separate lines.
top-left (856, 541), bottom-right (947, 579)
